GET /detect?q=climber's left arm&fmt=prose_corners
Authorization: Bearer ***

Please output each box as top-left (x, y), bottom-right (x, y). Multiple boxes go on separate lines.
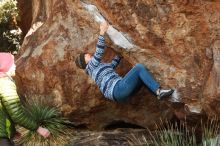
top-left (111, 55), bottom-right (122, 69)
top-left (0, 78), bottom-right (38, 131)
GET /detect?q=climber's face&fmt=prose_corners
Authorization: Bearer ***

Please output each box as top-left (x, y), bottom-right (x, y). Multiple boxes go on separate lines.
top-left (85, 53), bottom-right (92, 64)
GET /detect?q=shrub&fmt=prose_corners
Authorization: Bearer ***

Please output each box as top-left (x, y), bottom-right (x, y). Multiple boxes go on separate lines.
top-left (0, 0), bottom-right (22, 52)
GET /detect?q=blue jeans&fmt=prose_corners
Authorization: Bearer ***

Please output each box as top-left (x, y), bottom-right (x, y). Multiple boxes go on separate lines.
top-left (113, 64), bottom-right (160, 102)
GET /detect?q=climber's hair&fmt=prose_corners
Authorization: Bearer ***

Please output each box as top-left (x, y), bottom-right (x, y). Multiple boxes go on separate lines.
top-left (75, 53), bottom-right (87, 69)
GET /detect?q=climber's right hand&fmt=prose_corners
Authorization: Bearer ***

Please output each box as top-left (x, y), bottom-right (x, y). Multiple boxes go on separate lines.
top-left (100, 21), bottom-right (109, 35)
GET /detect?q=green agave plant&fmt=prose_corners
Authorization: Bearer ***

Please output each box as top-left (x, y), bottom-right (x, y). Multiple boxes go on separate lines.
top-left (15, 103), bottom-right (74, 146)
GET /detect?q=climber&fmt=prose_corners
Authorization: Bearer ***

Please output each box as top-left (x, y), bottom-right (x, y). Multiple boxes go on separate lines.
top-left (75, 21), bottom-right (174, 102)
top-left (0, 53), bottom-right (50, 146)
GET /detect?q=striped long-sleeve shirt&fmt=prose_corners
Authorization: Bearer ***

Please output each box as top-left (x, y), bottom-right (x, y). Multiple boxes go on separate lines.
top-left (86, 35), bottom-right (122, 100)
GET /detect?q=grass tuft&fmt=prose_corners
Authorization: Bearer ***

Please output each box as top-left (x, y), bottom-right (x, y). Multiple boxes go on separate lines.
top-left (202, 117), bottom-right (220, 146)
top-left (129, 117), bottom-right (220, 146)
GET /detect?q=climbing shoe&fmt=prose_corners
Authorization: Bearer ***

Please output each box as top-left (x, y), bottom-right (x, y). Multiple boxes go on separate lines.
top-left (157, 88), bottom-right (174, 100)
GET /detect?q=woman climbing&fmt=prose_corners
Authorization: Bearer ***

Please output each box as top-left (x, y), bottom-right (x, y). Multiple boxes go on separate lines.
top-left (75, 21), bottom-right (174, 102)
top-left (0, 53), bottom-right (50, 146)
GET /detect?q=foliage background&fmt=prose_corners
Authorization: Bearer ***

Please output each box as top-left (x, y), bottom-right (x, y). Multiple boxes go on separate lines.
top-left (0, 0), bottom-right (21, 53)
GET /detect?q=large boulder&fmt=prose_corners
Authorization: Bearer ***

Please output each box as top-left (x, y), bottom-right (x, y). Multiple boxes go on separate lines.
top-left (15, 0), bottom-right (220, 130)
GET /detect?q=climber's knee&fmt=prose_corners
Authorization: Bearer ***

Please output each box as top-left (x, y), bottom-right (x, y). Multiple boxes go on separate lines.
top-left (134, 63), bottom-right (145, 70)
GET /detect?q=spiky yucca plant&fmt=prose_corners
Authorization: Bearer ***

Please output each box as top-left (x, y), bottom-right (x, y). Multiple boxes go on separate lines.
top-left (15, 103), bottom-right (74, 146)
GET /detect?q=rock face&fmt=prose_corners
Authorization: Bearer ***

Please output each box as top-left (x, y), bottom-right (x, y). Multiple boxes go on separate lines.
top-left (16, 0), bottom-right (220, 130)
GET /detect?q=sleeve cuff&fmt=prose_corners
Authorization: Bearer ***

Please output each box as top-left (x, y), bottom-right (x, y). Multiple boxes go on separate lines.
top-left (115, 55), bottom-right (120, 60)
top-left (99, 35), bottom-right (105, 40)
